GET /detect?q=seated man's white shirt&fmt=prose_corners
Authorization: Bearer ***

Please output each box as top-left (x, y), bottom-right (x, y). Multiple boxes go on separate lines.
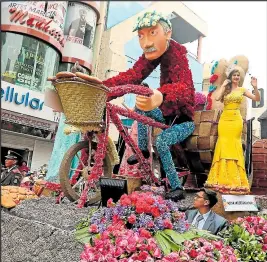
top-left (191, 210), bottom-right (211, 230)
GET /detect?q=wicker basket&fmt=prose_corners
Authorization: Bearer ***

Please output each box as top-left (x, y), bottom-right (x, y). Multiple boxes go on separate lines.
top-left (54, 80), bottom-right (110, 132)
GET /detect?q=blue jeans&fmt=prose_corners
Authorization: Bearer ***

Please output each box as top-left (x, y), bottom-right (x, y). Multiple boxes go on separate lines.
top-left (136, 108), bottom-right (195, 189)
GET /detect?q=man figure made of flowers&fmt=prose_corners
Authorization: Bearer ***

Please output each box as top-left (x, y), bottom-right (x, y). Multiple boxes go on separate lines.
top-left (101, 11), bottom-right (195, 201)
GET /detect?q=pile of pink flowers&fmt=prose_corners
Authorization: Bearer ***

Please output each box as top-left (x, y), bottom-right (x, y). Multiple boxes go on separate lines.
top-left (81, 223), bottom-right (237, 262)
top-left (235, 216), bottom-right (267, 251)
top-left (88, 191), bottom-right (189, 234)
top-left (168, 238), bottom-right (237, 262)
top-left (81, 222), bottom-right (163, 262)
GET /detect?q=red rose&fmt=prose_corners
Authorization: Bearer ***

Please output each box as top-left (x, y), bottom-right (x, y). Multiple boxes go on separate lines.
top-left (210, 74), bottom-right (219, 83)
top-left (151, 207), bottom-right (161, 217)
top-left (127, 214), bottom-right (137, 224)
top-left (189, 249), bottom-right (198, 258)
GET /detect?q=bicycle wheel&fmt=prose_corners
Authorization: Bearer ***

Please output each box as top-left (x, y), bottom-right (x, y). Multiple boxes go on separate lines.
top-left (59, 140), bottom-right (113, 204)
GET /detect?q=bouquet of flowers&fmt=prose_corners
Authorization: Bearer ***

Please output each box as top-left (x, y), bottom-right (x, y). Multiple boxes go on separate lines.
top-left (219, 216), bottom-right (267, 261)
top-left (235, 216), bottom-right (267, 251)
top-left (89, 191), bottom-right (189, 234)
top-left (194, 92), bottom-right (207, 111)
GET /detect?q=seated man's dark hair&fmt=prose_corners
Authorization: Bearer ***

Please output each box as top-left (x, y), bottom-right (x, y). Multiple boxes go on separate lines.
top-left (201, 188), bottom-right (218, 208)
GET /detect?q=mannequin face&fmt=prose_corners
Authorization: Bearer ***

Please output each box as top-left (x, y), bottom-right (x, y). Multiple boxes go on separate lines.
top-left (138, 23), bottom-right (171, 60)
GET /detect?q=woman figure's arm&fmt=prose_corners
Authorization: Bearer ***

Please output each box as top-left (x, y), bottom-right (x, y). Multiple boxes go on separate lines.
top-left (243, 77), bottom-right (261, 102)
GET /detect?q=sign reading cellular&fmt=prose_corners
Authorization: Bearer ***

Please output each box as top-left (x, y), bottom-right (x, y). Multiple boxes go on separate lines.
top-left (9, 7), bottom-right (65, 47)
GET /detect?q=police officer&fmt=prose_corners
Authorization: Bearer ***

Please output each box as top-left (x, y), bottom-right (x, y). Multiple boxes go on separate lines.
top-left (1, 150), bottom-right (22, 186)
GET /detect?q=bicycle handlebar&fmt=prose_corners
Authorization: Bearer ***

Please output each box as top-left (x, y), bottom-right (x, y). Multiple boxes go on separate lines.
top-left (108, 84), bottom-right (153, 101)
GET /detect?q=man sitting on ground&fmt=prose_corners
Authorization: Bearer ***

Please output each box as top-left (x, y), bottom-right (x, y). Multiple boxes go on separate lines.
top-left (186, 188), bottom-right (228, 235)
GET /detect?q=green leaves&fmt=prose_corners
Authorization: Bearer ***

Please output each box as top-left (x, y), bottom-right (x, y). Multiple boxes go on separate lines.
top-left (74, 207), bottom-right (98, 244)
top-left (155, 229), bottom-right (220, 255)
top-left (219, 224), bottom-right (266, 262)
top-left (155, 231), bottom-right (181, 255)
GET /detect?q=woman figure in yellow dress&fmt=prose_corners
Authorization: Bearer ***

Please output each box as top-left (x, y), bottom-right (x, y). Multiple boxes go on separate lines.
top-left (205, 66), bottom-right (260, 194)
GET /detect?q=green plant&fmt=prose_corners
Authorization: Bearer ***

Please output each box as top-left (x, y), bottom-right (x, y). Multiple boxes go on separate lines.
top-left (219, 224), bottom-right (266, 262)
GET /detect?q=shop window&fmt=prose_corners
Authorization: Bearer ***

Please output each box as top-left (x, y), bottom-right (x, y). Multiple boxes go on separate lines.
top-left (1, 120), bottom-right (56, 140)
top-left (1, 32), bottom-right (60, 93)
top-left (58, 63), bottom-right (90, 75)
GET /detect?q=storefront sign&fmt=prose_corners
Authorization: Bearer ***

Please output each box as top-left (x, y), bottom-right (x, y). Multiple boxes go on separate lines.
top-left (62, 2), bottom-right (98, 71)
top-left (1, 81), bottom-right (57, 122)
top-left (222, 195), bottom-right (258, 212)
top-left (1, 2), bottom-right (67, 52)
top-left (1, 86), bottom-right (44, 110)
top-left (1, 109), bottom-right (55, 131)
top-left (9, 7), bottom-right (65, 47)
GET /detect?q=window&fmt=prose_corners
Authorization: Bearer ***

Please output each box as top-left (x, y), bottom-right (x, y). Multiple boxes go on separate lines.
top-left (1, 32), bottom-right (60, 93)
top-left (58, 63), bottom-right (90, 75)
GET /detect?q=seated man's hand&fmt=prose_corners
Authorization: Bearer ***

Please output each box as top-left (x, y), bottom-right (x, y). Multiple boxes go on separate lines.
top-left (136, 89), bottom-right (163, 111)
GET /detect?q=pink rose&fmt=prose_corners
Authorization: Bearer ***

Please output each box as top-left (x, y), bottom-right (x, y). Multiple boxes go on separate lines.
top-left (139, 228), bottom-right (152, 238)
top-left (107, 198), bottom-right (114, 207)
top-left (128, 214), bottom-right (137, 224)
top-left (262, 244), bottom-right (267, 251)
top-left (89, 224), bottom-right (98, 233)
top-left (137, 251), bottom-right (149, 261)
top-left (163, 219), bottom-right (173, 229)
top-left (114, 247), bottom-right (124, 257)
top-left (256, 229), bottom-right (263, 235)
top-left (213, 241), bottom-right (223, 250)
top-left (153, 247), bottom-right (162, 258)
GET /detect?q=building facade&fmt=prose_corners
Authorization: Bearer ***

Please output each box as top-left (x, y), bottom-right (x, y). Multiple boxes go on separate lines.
top-left (1, 1), bottom-right (101, 170)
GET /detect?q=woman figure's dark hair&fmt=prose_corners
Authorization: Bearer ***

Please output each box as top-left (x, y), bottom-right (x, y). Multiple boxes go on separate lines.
top-left (220, 69), bottom-right (240, 103)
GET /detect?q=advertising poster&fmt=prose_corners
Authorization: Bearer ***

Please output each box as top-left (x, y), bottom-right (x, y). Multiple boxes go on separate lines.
top-left (46, 1), bottom-right (68, 31)
top-left (62, 2), bottom-right (97, 70)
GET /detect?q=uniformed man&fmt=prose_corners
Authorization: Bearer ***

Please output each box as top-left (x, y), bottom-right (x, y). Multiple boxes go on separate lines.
top-left (1, 151), bottom-right (23, 186)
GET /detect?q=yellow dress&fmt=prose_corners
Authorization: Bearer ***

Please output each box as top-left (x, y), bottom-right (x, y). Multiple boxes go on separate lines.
top-left (205, 87), bottom-right (250, 194)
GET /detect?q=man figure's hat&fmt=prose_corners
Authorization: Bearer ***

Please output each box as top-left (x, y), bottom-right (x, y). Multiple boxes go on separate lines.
top-left (133, 11), bottom-right (172, 32)
top-left (5, 150), bottom-right (22, 160)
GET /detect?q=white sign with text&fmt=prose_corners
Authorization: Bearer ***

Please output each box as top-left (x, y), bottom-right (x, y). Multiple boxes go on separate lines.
top-left (1, 81), bottom-right (57, 122)
top-left (222, 195), bottom-right (258, 212)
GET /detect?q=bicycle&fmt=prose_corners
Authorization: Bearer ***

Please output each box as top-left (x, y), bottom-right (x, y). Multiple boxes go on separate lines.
top-left (58, 84), bottom-right (190, 207)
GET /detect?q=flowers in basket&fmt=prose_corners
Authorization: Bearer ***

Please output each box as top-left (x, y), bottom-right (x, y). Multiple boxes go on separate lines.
top-left (194, 92), bottom-right (207, 111)
top-left (219, 216), bottom-right (267, 262)
top-left (89, 191), bottom-right (189, 234)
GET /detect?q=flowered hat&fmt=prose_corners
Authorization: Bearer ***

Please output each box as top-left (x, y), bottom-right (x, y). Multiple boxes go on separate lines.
top-left (133, 11), bottom-right (172, 32)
